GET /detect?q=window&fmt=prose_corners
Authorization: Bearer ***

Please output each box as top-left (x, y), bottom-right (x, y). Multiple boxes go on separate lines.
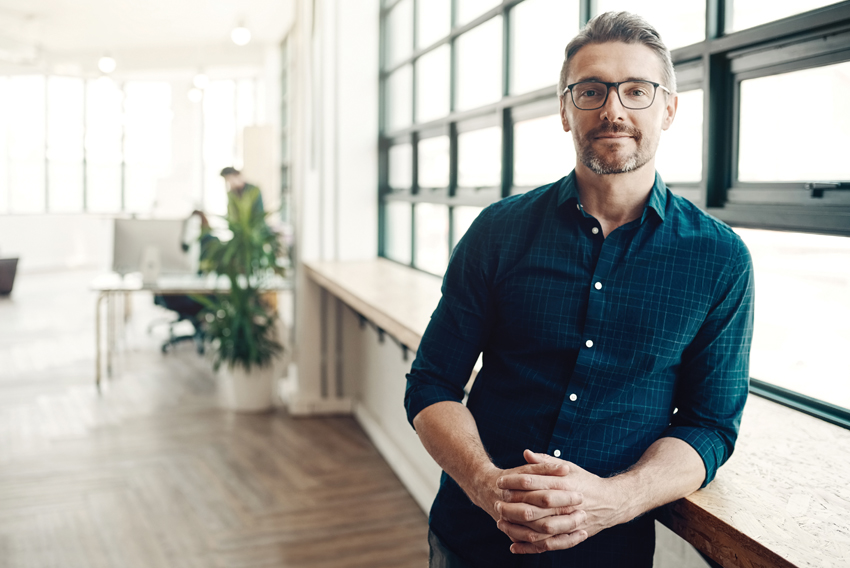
top-left (380, 1), bottom-right (850, 426)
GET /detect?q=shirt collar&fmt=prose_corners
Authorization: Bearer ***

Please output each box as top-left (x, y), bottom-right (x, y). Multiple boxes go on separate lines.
top-left (557, 170), bottom-right (668, 223)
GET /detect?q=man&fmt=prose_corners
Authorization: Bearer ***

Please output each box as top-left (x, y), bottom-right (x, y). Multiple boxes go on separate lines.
top-left (405, 11), bottom-right (754, 568)
top-left (194, 167), bottom-right (264, 230)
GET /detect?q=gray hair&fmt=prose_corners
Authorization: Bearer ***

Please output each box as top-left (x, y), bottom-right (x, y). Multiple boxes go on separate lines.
top-left (558, 11), bottom-right (676, 97)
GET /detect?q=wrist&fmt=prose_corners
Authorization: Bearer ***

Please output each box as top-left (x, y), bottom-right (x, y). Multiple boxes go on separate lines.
top-left (608, 472), bottom-right (642, 525)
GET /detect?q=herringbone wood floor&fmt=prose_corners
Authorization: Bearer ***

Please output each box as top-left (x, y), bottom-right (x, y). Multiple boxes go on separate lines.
top-left (0, 270), bottom-right (429, 568)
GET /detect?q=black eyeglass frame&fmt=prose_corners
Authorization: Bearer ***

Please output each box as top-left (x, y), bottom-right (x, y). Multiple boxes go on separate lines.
top-left (562, 80), bottom-right (672, 110)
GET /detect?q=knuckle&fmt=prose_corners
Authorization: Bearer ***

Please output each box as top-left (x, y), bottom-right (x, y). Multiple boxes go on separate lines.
top-left (540, 493), bottom-right (554, 508)
top-left (524, 508), bottom-right (535, 522)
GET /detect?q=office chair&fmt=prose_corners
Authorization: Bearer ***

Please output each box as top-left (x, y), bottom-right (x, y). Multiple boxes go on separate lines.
top-left (153, 294), bottom-right (206, 354)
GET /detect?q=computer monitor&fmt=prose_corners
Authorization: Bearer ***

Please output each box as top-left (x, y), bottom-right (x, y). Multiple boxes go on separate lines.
top-left (112, 218), bottom-right (196, 276)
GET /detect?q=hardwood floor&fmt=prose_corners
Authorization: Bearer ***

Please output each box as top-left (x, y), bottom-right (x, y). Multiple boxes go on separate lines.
top-left (0, 270), bottom-right (429, 568)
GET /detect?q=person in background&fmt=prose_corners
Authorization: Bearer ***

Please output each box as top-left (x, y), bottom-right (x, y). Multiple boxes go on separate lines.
top-left (405, 11), bottom-right (754, 568)
top-left (193, 167), bottom-right (264, 231)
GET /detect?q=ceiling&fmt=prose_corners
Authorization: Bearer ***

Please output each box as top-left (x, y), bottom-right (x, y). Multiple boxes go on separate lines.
top-left (0, 0), bottom-right (294, 72)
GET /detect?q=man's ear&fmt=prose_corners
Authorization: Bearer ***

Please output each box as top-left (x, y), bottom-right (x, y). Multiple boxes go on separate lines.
top-left (661, 92), bottom-right (678, 131)
top-left (559, 96), bottom-right (571, 133)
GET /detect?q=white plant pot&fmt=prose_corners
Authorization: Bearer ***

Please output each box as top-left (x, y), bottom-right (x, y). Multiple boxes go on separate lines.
top-left (218, 362), bottom-right (275, 412)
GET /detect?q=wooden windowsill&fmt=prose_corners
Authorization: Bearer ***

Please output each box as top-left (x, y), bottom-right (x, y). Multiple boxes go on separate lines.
top-left (303, 257), bottom-right (850, 568)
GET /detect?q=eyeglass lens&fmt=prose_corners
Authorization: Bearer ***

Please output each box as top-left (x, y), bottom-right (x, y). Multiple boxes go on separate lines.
top-left (572, 81), bottom-right (657, 110)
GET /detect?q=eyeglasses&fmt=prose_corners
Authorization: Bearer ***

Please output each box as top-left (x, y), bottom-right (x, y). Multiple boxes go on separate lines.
top-left (563, 80), bottom-right (671, 110)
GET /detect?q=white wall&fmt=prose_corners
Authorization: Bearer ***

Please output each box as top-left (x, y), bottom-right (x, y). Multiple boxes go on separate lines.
top-left (0, 215), bottom-right (112, 271)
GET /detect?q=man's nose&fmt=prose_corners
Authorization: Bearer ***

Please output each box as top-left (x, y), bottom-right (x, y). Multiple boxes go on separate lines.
top-left (599, 85), bottom-right (626, 121)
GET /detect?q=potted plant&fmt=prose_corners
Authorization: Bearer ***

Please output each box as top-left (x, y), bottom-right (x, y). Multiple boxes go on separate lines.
top-left (196, 189), bottom-right (287, 412)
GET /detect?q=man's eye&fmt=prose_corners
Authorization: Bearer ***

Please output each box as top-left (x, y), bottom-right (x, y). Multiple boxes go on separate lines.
top-left (629, 89), bottom-right (647, 97)
top-left (581, 89), bottom-right (598, 97)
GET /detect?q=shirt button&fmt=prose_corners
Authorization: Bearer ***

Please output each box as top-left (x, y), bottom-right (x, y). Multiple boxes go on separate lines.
top-left (569, 393), bottom-right (578, 402)
top-left (585, 339), bottom-right (593, 348)
top-left (576, 203), bottom-right (581, 211)
top-left (594, 282), bottom-right (602, 290)
top-left (553, 449), bottom-right (561, 457)
top-left (592, 227), bottom-right (599, 235)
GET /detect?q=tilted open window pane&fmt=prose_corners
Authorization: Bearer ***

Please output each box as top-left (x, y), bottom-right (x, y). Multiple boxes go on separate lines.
top-left (385, 201), bottom-right (412, 264)
top-left (415, 203), bottom-right (449, 275)
top-left (0, 78), bottom-right (8, 213)
top-left (738, 62), bottom-right (850, 183)
top-left (386, 0), bottom-right (414, 68)
top-left (736, 228), bottom-right (850, 412)
top-left (513, 113), bottom-right (574, 189)
top-left (418, 136), bottom-right (450, 189)
top-left (452, 206), bottom-right (485, 249)
top-left (386, 65), bottom-right (413, 132)
top-left (455, 16), bottom-right (503, 112)
top-left (458, 126), bottom-right (501, 188)
top-left (728, 0), bottom-right (842, 32)
top-left (416, 45), bottom-right (451, 124)
top-left (417, 0), bottom-right (451, 49)
top-left (456, 0), bottom-right (501, 27)
top-left (389, 143), bottom-right (413, 190)
top-left (594, 0), bottom-right (705, 51)
top-left (510, 0), bottom-right (579, 95)
top-left (655, 89), bottom-right (703, 183)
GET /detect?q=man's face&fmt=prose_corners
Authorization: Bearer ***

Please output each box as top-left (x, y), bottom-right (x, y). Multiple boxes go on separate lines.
top-left (559, 41), bottom-right (677, 176)
top-left (223, 174), bottom-right (246, 192)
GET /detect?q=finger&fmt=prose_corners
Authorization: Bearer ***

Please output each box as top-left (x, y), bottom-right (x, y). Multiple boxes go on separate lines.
top-left (510, 529), bottom-right (589, 554)
top-left (496, 519), bottom-right (556, 545)
top-left (496, 495), bottom-right (583, 522)
top-left (498, 473), bottom-right (573, 493)
top-left (506, 459), bottom-right (570, 478)
top-left (499, 489), bottom-right (584, 509)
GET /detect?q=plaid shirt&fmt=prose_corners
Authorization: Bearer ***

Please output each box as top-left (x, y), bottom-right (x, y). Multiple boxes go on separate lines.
top-left (405, 171), bottom-right (754, 567)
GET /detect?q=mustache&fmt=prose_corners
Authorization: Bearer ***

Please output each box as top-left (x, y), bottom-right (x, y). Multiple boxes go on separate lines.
top-left (588, 122), bottom-right (642, 140)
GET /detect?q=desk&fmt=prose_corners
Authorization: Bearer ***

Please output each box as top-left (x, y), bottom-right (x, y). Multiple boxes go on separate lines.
top-left (90, 273), bottom-right (290, 388)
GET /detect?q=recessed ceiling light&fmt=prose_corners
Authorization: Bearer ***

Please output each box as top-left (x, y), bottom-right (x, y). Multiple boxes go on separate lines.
top-left (193, 73), bottom-right (210, 89)
top-left (187, 88), bottom-right (203, 103)
top-left (98, 56), bottom-right (116, 74)
top-left (231, 26), bottom-right (251, 46)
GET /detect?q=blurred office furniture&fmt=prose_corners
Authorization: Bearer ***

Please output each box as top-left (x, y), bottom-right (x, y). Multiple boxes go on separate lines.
top-left (153, 293), bottom-right (206, 354)
top-left (112, 218), bottom-right (196, 277)
top-left (0, 257), bottom-right (18, 295)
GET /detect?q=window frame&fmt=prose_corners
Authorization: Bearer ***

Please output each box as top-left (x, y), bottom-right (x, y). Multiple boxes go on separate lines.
top-left (378, 0), bottom-right (850, 426)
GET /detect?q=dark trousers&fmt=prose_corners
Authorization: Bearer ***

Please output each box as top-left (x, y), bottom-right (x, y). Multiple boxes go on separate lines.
top-left (429, 530), bottom-right (472, 568)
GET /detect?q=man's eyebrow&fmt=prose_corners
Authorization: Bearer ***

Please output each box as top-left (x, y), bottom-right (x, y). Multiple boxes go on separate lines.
top-left (571, 76), bottom-right (657, 83)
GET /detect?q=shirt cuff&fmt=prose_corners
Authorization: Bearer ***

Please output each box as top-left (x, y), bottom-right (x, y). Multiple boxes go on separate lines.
top-left (404, 380), bottom-right (465, 429)
top-left (661, 426), bottom-right (727, 487)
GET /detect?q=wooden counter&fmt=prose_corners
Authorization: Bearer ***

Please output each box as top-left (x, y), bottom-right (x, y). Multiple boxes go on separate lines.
top-left (304, 257), bottom-right (850, 568)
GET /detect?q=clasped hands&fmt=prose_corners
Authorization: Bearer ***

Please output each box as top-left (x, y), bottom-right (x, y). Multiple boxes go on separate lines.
top-left (482, 449), bottom-right (627, 555)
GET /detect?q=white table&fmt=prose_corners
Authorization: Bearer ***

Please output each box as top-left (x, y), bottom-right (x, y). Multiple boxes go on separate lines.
top-left (90, 272), bottom-right (290, 388)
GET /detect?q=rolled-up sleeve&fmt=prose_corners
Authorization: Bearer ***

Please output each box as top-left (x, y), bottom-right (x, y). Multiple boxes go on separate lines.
top-left (663, 239), bottom-right (755, 486)
top-left (404, 207), bottom-right (495, 428)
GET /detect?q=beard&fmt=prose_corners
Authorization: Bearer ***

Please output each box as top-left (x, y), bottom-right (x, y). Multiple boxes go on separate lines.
top-left (574, 122), bottom-right (655, 175)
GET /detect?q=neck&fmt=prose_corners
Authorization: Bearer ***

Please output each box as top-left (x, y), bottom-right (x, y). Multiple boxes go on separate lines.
top-left (574, 160), bottom-right (656, 237)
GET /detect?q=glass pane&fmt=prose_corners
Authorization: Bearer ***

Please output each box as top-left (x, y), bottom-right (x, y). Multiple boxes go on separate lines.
top-left (452, 205), bottom-right (485, 249)
top-left (9, 76), bottom-right (46, 213)
top-left (47, 76), bottom-right (84, 213)
top-left (0, 78), bottom-right (8, 213)
top-left (417, 0), bottom-right (451, 49)
top-left (656, 89), bottom-right (703, 183)
top-left (389, 143), bottom-right (413, 189)
top-left (729, 0), bottom-right (840, 32)
top-left (455, 16), bottom-right (503, 112)
top-left (387, 0), bottom-right (414, 68)
top-left (415, 202), bottom-right (449, 274)
top-left (738, 62), bottom-right (850, 182)
top-left (203, 80), bottom-right (236, 216)
top-left (386, 65), bottom-right (413, 132)
top-left (458, 126), bottom-right (501, 188)
top-left (511, 0), bottom-right (579, 95)
top-left (514, 114), bottom-right (575, 188)
top-left (735, 228), bottom-right (850, 412)
top-left (595, 0), bottom-right (705, 50)
top-left (124, 82), bottom-right (172, 214)
top-left (457, 0), bottom-right (501, 26)
top-left (416, 45), bottom-right (451, 124)
top-left (418, 136), bottom-right (450, 189)
top-left (86, 77), bottom-right (123, 213)
top-left (384, 201), bottom-right (412, 264)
